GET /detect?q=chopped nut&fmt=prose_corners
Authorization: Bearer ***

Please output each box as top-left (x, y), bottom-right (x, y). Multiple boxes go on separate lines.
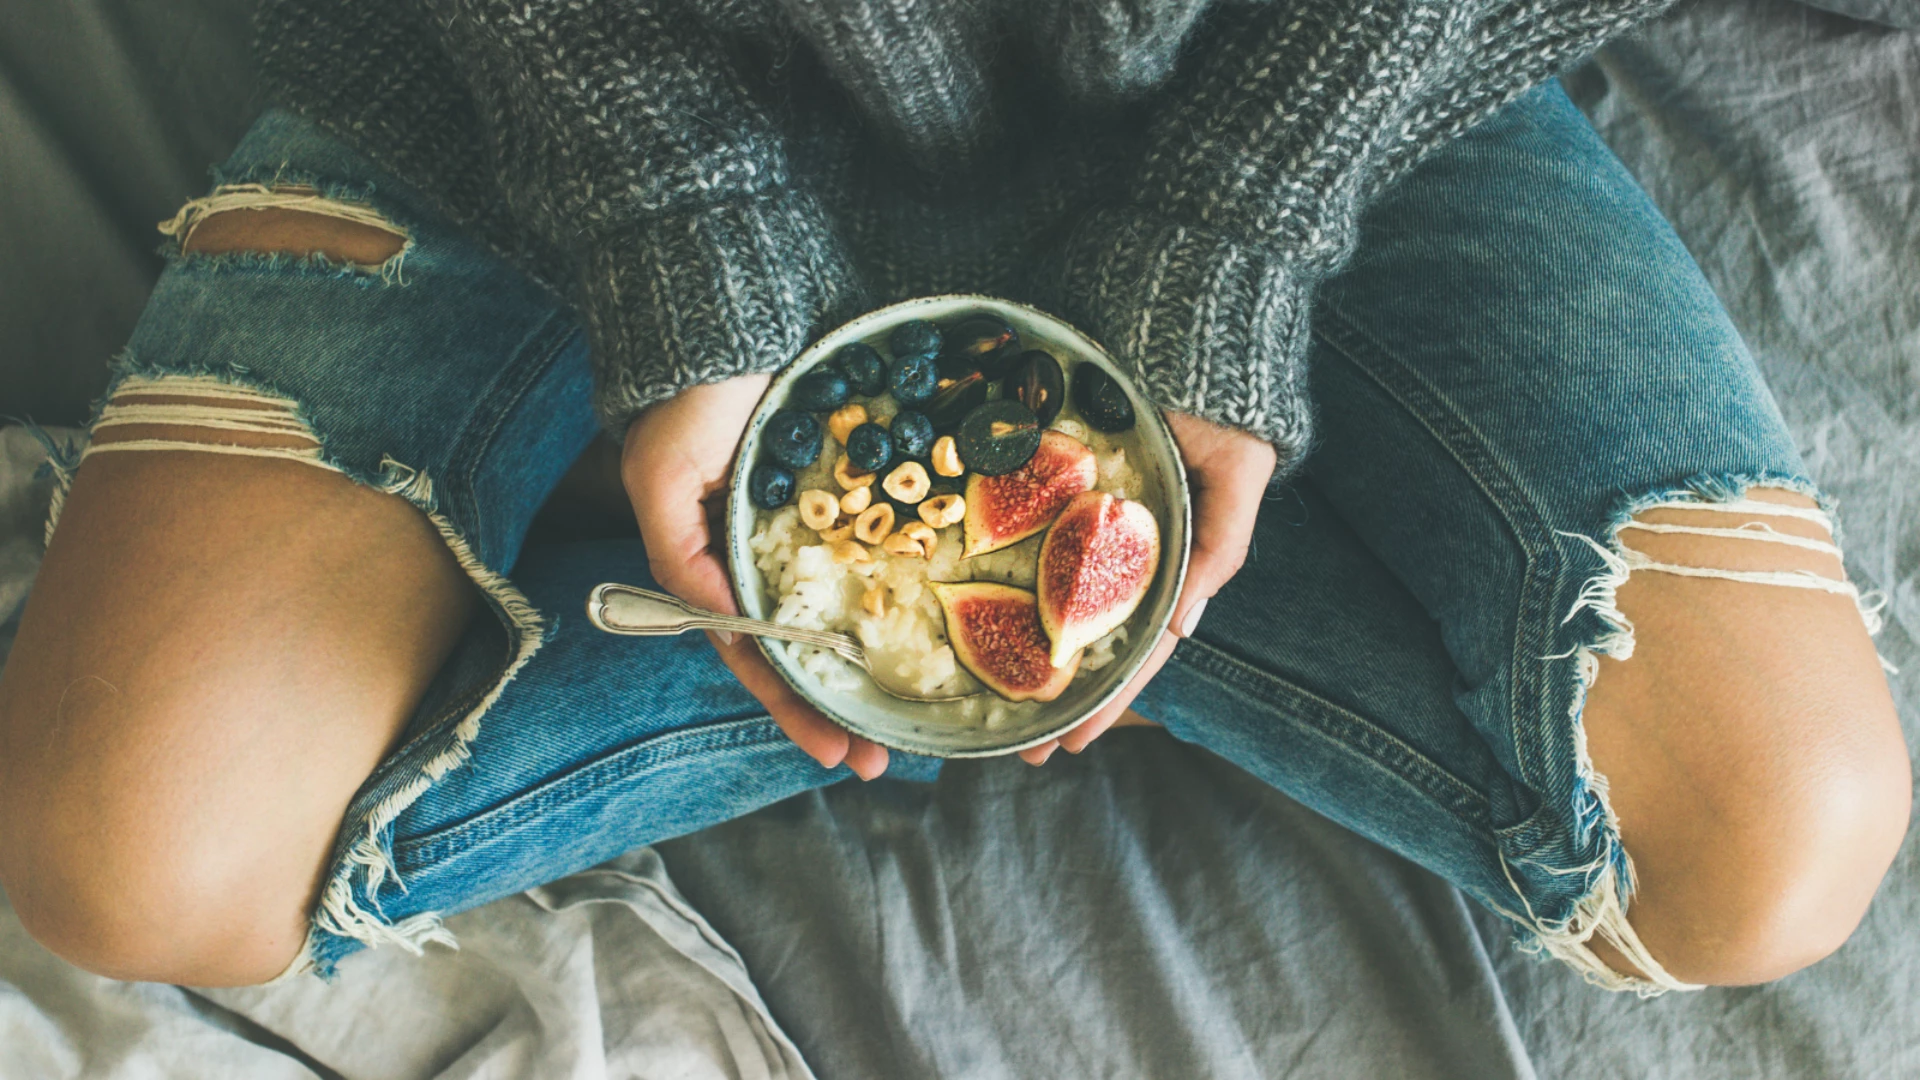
top-left (930, 436), bottom-right (964, 477)
top-left (882, 461), bottom-right (931, 504)
top-left (918, 493), bottom-right (965, 529)
top-left (798, 489), bottom-right (839, 531)
top-left (854, 503), bottom-right (896, 545)
top-left (862, 584), bottom-right (887, 618)
top-left (834, 455), bottom-right (875, 491)
top-left (820, 514), bottom-right (856, 542)
top-left (900, 521), bottom-right (939, 557)
top-left (827, 403), bottom-right (868, 445)
top-left (882, 530), bottom-right (927, 558)
top-left (830, 539), bottom-right (871, 564)
top-left (839, 485), bottom-right (872, 515)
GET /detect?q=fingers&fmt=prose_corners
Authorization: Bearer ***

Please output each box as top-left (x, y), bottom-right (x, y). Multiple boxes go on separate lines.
top-left (1164, 412), bottom-right (1274, 642)
top-left (1019, 739), bottom-right (1060, 766)
top-left (621, 376), bottom-right (889, 778)
top-left (842, 736), bottom-right (891, 780)
top-left (1058, 628), bottom-right (1178, 754)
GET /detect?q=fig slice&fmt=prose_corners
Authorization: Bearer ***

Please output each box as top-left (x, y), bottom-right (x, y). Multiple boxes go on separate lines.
top-left (933, 581), bottom-right (1082, 702)
top-left (1036, 491), bottom-right (1161, 668)
top-left (961, 431), bottom-right (1097, 557)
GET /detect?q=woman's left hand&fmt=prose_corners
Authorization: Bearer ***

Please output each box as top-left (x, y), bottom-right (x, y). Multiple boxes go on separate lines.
top-left (1018, 411), bottom-right (1277, 765)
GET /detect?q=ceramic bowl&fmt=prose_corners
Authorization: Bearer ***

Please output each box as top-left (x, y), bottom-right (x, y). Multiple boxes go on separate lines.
top-left (727, 295), bottom-right (1191, 757)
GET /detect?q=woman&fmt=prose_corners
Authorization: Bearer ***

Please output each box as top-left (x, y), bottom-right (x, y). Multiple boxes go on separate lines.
top-left (0, 0), bottom-right (1907, 994)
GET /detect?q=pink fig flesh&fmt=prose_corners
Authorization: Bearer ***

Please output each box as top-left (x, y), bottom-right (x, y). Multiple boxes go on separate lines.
top-left (962, 431), bottom-right (1097, 557)
top-left (1037, 491), bottom-right (1161, 668)
top-left (932, 581), bottom-right (1082, 702)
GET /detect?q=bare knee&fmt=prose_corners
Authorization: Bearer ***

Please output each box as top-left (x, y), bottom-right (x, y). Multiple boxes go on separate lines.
top-left (0, 651), bottom-right (318, 985)
top-left (1582, 489), bottom-right (1911, 986)
top-left (1596, 701), bottom-right (1910, 987)
top-left (1, 809), bottom-right (312, 987)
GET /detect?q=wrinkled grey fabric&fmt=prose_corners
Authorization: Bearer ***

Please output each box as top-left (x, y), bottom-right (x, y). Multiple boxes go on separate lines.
top-left (656, 736), bottom-right (1541, 1080)
top-left (3, 0), bottom-right (1919, 1076)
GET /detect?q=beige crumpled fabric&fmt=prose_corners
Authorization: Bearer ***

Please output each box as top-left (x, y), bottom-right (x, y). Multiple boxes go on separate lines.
top-left (1, 836), bottom-right (815, 1080)
top-left (197, 849), bottom-right (814, 1080)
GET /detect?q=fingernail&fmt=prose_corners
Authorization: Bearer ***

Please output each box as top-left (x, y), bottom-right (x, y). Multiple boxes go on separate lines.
top-left (715, 630), bottom-right (736, 646)
top-left (1178, 597), bottom-right (1209, 638)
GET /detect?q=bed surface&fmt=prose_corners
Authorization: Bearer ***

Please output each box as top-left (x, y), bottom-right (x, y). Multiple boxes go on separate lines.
top-left (4, 1), bottom-right (1918, 1076)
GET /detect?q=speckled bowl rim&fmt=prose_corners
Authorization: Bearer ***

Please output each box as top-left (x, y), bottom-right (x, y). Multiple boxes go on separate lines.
top-left (728, 295), bottom-right (1192, 758)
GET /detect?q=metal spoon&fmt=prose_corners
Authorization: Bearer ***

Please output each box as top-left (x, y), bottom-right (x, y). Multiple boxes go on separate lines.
top-left (586, 583), bottom-right (980, 704)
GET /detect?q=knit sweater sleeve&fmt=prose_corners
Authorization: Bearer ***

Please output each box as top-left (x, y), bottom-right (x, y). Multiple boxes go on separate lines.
top-left (1054, 0), bottom-right (1665, 467)
top-left (419, 0), bottom-right (861, 434)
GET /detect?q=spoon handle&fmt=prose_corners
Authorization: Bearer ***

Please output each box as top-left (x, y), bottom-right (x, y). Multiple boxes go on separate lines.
top-left (586, 583), bottom-right (859, 655)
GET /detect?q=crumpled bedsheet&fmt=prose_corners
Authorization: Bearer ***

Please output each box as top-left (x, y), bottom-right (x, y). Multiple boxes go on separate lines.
top-left (2, 0), bottom-right (1918, 1076)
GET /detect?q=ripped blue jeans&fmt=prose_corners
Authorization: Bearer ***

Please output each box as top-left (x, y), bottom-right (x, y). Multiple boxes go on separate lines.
top-left (46, 83), bottom-right (1875, 992)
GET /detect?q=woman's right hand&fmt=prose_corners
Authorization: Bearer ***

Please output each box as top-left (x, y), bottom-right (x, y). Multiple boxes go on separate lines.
top-left (622, 375), bottom-right (891, 780)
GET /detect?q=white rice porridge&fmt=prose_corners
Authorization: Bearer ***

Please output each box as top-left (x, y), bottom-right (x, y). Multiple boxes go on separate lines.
top-left (750, 413), bottom-right (1146, 727)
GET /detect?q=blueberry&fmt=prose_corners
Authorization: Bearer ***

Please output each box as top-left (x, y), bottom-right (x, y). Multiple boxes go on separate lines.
top-left (888, 319), bottom-right (942, 362)
top-left (846, 422), bottom-right (895, 473)
top-left (792, 368), bottom-right (851, 411)
top-left (764, 409), bottom-right (823, 469)
top-left (834, 342), bottom-right (888, 396)
top-left (891, 410), bottom-right (935, 459)
top-left (747, 463), bottom-right (795, 509)
top-left (888, 354), bottom-right (939, 406)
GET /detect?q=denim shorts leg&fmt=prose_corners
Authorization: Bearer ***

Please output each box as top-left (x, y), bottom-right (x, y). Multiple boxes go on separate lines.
top-left (1132, 81), bottom-right (1880, 995)
top-left (45, 109), bottom-right (922, 980)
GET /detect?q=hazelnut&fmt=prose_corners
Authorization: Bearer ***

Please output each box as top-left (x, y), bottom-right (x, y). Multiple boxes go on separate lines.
top-left (918, 493), bottom-right (965, 529)
top-left (839, 485), bottom-right (872, 515)
top-left (829, 539), bottom-right (871, 565)
top-left (862, 584), bottom-right (887, 618)
top-left (896, 521), bottom-right (939, 558)
top-left (827, 403), bottom-right (868, 445)
top-left (854, 503), bottom-right (896, 545)
top-left (930, 436), bottom-right (964, 477)
top-left (882, 461), bottom-right (931, 504)
top-left (820, 515), bottom-right (856, 542)
top-left (834, 455), bottom-right (875, 491)
top-left (882, 530), bottom-right (926, 558)
top-left (798, 489), bottom-right (839, 531)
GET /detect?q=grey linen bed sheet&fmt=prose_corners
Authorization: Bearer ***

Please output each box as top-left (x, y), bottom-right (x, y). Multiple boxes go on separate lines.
top-left (2, 0), bottom-right (1918, 1076)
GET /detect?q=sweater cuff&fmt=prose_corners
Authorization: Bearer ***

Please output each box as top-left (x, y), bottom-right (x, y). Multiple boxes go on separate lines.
top-left (1053, 208), bottom-right (1318, 471)
top-left (580, 192), bottom-right (864, 435)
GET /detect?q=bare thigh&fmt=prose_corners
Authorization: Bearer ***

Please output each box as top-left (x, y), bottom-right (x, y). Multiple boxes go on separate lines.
top-left (0, 443), bottom-right (474, 985)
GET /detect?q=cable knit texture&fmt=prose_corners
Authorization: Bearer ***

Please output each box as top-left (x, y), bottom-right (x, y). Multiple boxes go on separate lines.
top-left (256, 0), bottom-right (1670, 465)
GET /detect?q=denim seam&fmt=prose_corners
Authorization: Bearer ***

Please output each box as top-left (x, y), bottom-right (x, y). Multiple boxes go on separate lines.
top-left (446, 314), bottom-right (581, 543)
top-left (1311, 310), bottom-right (1566, 799)
top-left (1173, 638), bottom-right (1490, 829)
top-left (389, 716), bottom-right (790, 865)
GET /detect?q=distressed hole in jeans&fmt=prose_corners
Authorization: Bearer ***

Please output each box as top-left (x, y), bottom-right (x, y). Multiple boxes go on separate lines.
top-left (162, 184), bottom-right (409, 270)
top-left (85, 375), bottom-right (327, 463)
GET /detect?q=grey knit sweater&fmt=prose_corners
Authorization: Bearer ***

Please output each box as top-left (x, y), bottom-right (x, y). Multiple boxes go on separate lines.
top-left (256, 0), bottom-right (1668, 467)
